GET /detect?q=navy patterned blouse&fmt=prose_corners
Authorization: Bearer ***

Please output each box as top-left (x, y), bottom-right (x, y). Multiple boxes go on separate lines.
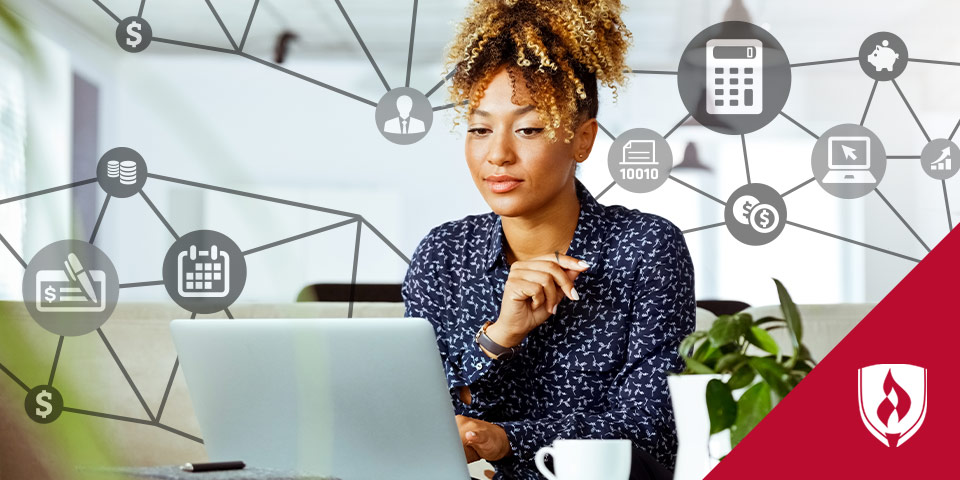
top-left (402, 178), bottom-right (695, 479)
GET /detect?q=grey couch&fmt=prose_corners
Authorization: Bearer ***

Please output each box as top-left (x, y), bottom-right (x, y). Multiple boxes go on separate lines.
top-left (0, 300), bottom-right (872, 477)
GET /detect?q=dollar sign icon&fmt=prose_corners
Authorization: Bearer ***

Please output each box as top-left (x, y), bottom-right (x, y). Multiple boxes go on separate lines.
top-left (749, 204), bottom-right (780, 234)
top-left (731, 195), bottom-right (760, 226)
top-left (126, 21), bottom-right (142, 48)
top-left (25, 385), bottom-right (62, 424)
top-left (757, 209), bottom-right (771, 229)
top-left (726, 184), bottom-right (786, 246)
top-left (741, 200), bottom-right (755, 222)
top-left (35, 390), bottom-right (52, 419)
top-left (44, 285), bottom-right (57, 303)
top-left (116, 17), bottom-right (152, 53)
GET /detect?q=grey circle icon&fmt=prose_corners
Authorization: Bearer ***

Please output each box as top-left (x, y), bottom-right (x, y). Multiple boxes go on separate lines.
top-left (163, 230), bottom-right (246, 314)
top-left (375, 88), bottom-right (433, 145)
top-left (97, 147), bottom-right (148, 198)
top-left (859, 32), bottom-right (907, 81)
top-left (22, 240), bottom-right (119, 337)
top-left (724, 183), bottom-right (787, 246)
top-left (812, 124), bottom-right (887, 199)
top-left (920, 138), bottom-right (959, 180)
top-left (25, 385), bottom-right (63, 424)
top-left (606, 128), bottom-right (673, 193)
top-left (116, 17), bottom-right (153, 53)
top-left (678, 21), bottom-right (791, 135)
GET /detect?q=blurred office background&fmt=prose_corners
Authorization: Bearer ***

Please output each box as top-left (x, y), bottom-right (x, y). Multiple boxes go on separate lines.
top-left (0, 0), bottom-right (956, 308)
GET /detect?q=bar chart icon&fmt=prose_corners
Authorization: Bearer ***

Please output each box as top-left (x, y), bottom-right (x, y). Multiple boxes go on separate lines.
top-left (920, 140), bottom-right (958, 180)
top-left (621, 140), bottom-right (657, 165)
top-left (931, 152), bottom-right (952, 171)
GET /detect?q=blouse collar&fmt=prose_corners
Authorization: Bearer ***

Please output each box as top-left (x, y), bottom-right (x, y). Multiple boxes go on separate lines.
top-left (479, 178), bottom-right (605, 274)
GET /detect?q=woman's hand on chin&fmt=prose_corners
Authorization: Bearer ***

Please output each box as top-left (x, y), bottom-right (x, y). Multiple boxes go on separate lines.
top-left (456, 415), bottom-right (512, 462)
top-left (489, 253), bottom-right (589, 346)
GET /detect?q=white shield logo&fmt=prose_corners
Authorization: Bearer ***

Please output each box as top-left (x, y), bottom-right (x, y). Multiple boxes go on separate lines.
top-left (857, 363), bottom-right (927, 447)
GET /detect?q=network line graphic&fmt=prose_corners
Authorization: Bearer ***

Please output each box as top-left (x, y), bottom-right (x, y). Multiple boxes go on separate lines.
top-left (0, 0), bottom-right (957, 446)
top-left (1, 165), bottom-right (412, 442)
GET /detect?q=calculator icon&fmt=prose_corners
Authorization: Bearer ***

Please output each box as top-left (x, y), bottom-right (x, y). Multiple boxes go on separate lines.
top-left (177, 244), bottom-right (230, 298)
top-left (706, 39), bottom-right (762, 115)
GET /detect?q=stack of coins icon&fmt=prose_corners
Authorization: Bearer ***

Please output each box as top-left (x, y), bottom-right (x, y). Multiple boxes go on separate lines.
top-left (106, 160), bottom-right (120, 179)
top-left (119, 160), bottom-right (137, 185)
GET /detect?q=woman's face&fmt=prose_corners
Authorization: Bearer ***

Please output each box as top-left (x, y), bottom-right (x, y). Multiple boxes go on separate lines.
top-left (465, 67), bottom-right (595, 218)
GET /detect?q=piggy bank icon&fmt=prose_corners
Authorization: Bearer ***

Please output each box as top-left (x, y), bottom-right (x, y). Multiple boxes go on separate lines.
top-left (867, 39), bottom-right (899, 72)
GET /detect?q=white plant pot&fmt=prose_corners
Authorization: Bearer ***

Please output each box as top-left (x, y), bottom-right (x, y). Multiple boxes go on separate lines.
top-left (667, 374), bottom-right (733, 480)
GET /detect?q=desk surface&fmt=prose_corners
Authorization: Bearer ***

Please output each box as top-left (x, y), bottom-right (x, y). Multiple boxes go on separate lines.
top-left (77, 466), bottom-right (339, 480)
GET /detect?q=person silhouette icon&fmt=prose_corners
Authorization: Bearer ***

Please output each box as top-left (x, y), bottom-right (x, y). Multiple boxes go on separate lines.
top-left (382, 95), bottom-right (425, 135)
top-left (374, 89), bottom-right (434, 144)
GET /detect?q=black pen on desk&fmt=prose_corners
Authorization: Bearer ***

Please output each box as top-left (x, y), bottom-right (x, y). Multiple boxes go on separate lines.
top-left (180, 461), bottom-right (245, 472)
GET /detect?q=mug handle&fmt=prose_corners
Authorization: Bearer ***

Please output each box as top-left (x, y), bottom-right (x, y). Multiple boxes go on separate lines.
top-left (534, 446), bottom-right (558, 480)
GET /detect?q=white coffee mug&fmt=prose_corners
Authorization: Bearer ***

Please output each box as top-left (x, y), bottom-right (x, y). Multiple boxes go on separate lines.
top-left (534, 438), bottom-right (632, 480)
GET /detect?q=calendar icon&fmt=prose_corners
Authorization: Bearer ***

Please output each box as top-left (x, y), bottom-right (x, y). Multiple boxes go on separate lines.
top-left (706, 39), bottom-right (763, 115)
top-left (177, 244), bottom-right (230, 298)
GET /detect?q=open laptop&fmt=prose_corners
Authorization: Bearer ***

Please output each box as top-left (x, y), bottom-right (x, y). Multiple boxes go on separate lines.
top-left (170, 317), bottom-right (472, 480)
top-left (823, 136), bottom-right (876, 184)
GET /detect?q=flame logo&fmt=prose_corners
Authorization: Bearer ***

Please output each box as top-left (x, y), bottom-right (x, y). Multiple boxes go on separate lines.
top-left (875, 369), bottom-right (911, 446)
top-left (858, 364), bottom-right (926, 448)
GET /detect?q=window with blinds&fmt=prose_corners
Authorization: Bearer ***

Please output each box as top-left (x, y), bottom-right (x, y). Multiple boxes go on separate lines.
top-left (0, 47), bottom-right (26, 299)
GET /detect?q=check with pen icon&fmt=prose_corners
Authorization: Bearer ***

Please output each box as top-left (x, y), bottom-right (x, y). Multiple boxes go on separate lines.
top-left (36, 253), bottom-right (107, 313)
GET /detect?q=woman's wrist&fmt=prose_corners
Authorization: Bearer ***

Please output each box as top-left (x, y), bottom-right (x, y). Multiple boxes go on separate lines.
top-left (484, 321), bottom-right (527, 349)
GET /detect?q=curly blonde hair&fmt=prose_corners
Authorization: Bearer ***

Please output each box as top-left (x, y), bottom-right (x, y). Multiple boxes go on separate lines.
top-left (444, 0), bottom-right (632, 143)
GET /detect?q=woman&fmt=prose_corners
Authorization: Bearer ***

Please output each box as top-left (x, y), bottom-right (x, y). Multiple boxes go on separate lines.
top-left (402, 1), bottom-right (695, 478)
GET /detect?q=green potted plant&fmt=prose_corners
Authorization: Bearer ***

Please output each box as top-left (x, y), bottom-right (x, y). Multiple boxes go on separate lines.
top-left (668, 279), bottom-right (817, 480)
top-left (0, 6), bottom-right (118, 478)
top-left (1, 0), bottom-right (33, 55)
